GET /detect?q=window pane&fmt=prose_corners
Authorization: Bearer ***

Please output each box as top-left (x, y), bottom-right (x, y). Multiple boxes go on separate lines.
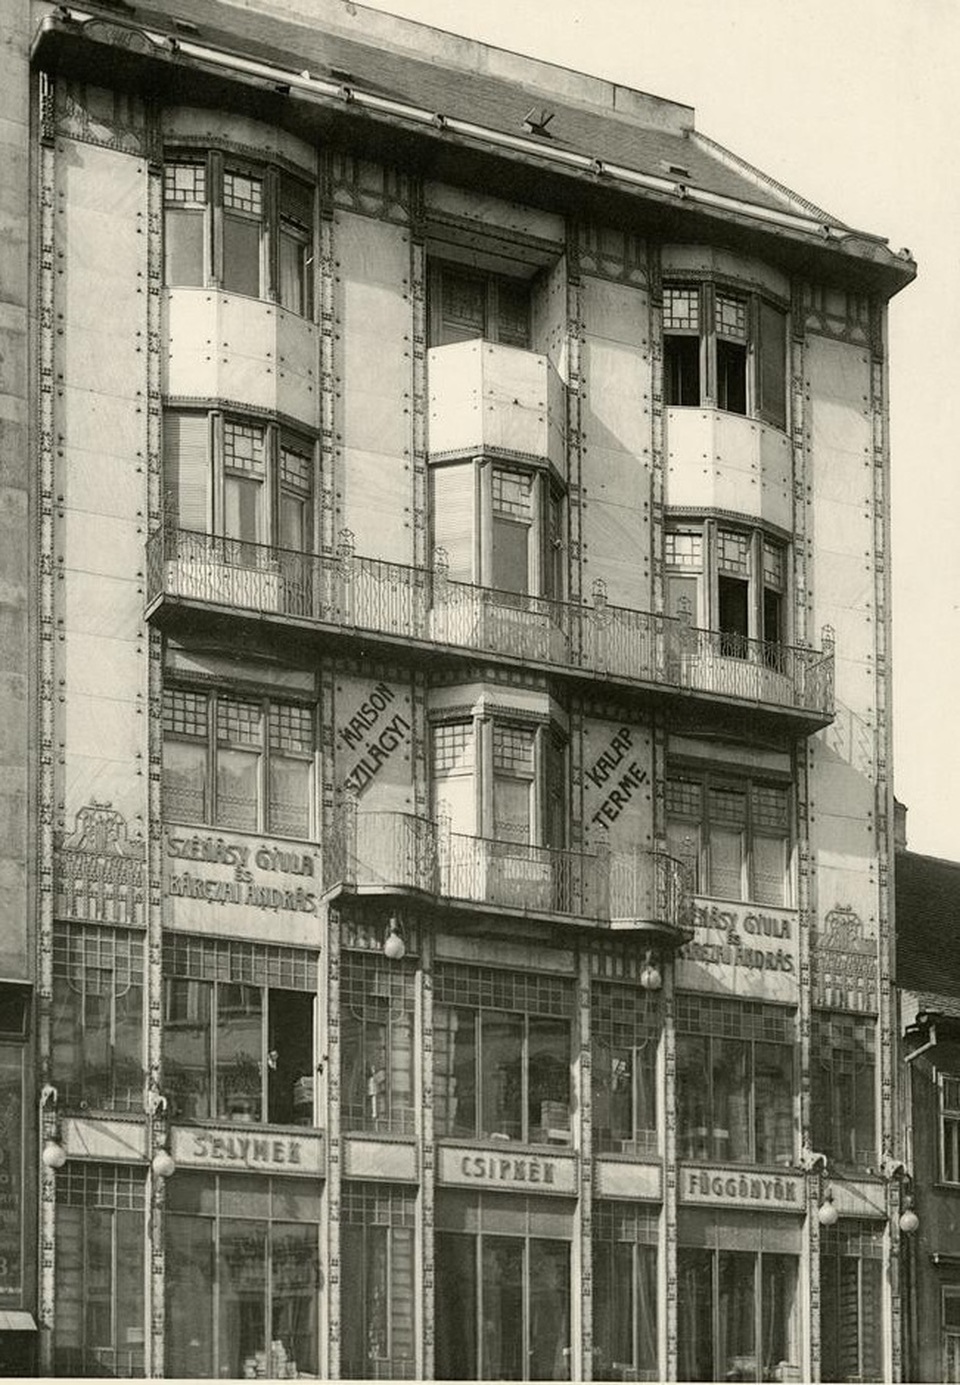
top-left (529, 1239), bottom-right (570, 1380)
top-left (528, 1016), bottom-right (571, 1144)
top-left (279, 492), bottom-right (308, 552)
top-left (718, 1251), bottom-right (756, 1382)
top-left (753, 834), bottom-right (787, 906)
top-left (759, 301), bottom-right (787, 430)
top-left (496, 279), bottom-right (531, 348)
top-left (164, 978), bottom-right (212, 1121)
top-left (271, 1223), bottom-right (319, 1377)
top-left (861, 1258), bottom-right (883, 1381)
top-left (224, 474), bottom-right (263, 547)
top-left (216, 748), bottom-right (259, 831)
top-left (664, 335), bottom-right (701, 405)
top-left (709, 825), bottom-right (744, 901)
top-left (592, 1039), bottom-right (633, 1153)
top-left (717, 339), bottom-right (748, 414)
top-left (113, 975), bottom-right (144, 1110)
top-left (219, 1218), bottom-right (267, 1378)
top-left (593, 1241), bottom-right (632, 1379)
top-left (438, 269), bottom-right (485, 344)
top-left (216, 983), bottom-right (263, 1121)
top-left (712, 1037), bottom-right (751, 1162)
top-left (754, 1042), bottom-right (794, 1165)
top-left (492, 515), bottom-right (530, 594)
top-left (493, 775), bottom-right (532, 845)
top-left (480, 1012), bottom-right (523, 1140)
top-left (223, 215), bottom-right (262, 297)
top-left (481, 1238), bottom-right (524, 1380)
top-left (116, 1209), bottom-right (145, 1370)
top-left (267, 989), bottom-right (314, 1126)
top-left (718, 574), bottom-right (750, 656)
top-left (279, 227), bottom-right (310, 316)
top-left (436, 1233), bottom-right (477, 1379)
top-left (165, 207), bottom-right (205, 286)
top-left (163, 739), bottom-right (207, 823)
top-left (761, 1254), bottom-right (799, 1379)
top-left (677, 1033), bottom-right (710, 1161)
top-left (678, 1248), bottom-right (714, 1383)
top-left (434, 1005), bottom-right (476, 1138)
top-left (268, 755), bottom-right (311, 839)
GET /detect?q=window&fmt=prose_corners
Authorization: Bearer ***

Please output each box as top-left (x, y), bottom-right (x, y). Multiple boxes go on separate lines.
top-left (165, 1173), bottom-right (320, 1380)
top-left (433, 963), bottom-right (574, 1146)
top-left (665, 520), bottom-right (787, 659)
top-left (162, 935), bottom-right (316, 1126)
top-left (435, 1195), bottom-right (571, 1381)
top-left (811, 1012), bottom-right (877, 1171)
top-left (819, 1220), bottom-right (883, 1383)
top-left (341, 1185), bottom-right (417, 1380)
top-left (942, 1075), bottom-right (960, 1183)
top-left (431, 461), bottom-right (565, 598)
top-left (340, 950), bottom-right (416, 1136)
top-left (54, 1164), bottom-right (145, 1378)
top-left (163, 411), bottom-right (315, 553)
top-left (164, 152), bottom-right (314, 315)
top-left (162, 686), bottom-right (314, 837)
top-left (666, 771), bottom-right (791, 906)
top-left (592, 1203), bottom-right (658, 1381)
top-left (51, 926), bottom-right (143, 1112)
top-left (592, 981), bottom-right (660, 1157)
top-left (675, 996), bottom-right (795, 1166)
top-left (433, 717), bottom-right (566, 847)
top-left (677, 1247), bottom-right (798, 1383)
top-left (944, 1287), bottom-right (960, 1383)
top-left (663, 282), bottom-right (787, 429)
top-left (429, 262), bottom-right (531, 347)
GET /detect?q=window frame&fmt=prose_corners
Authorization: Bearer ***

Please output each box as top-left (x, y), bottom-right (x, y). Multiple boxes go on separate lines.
top-left (340, 950), bottom-right (417, 1137)
top-left (663, 279), bottom-right (788, 429)
top-left (592, 1202), bottom-right (659, 1382)
top-left (677, 1246), bottom-right (800, 1384)
top-left (819, 1221), bottom-right (884, 1383)
top-left (665, 518), bottom-right (789, 654)
top-left (811, 1011), bottom-right (877, 1173)
top-left (591, 980), bottom-right (661, 1157)
top-left (51, 925), bottom-right (144, 1114)
top-left (428, 260), bottom-right (533, 348)
top-left (163, 149), bottom-right (315, 317)
top-left (162, 685), bottom-right (316, 838)
top-left (941, 1074), bottom-right (960, 1184)
top-left (340, 1184), bottom-right (418, 1380)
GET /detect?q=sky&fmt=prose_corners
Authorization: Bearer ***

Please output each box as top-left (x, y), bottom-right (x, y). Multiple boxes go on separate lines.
top-left (355, 0), bottom-right (960, 861)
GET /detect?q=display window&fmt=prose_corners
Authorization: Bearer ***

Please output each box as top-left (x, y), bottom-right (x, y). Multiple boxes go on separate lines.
top-left (340, 1184), bottom-right (417, 1380)
top-left (51, 925), bottom-right (144, 1113)
top-left (819, 1219), bottom-right (883, 1384)
top-left (591, 1202), bottom-right (659, 1381)
top-left (340, 950), bottom-right (416, 1136)
top-left (810, 1011), bottom-right (877, 1173)
top-left (591, 980), bottom-right (660, 1157)
top-left (677, 1244), bottom-right (799, 1382)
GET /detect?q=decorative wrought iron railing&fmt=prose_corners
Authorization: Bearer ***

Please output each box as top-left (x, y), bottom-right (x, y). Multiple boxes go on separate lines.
top-left (146, 526), bottom-right (835, 719)
top-left (328, 809), bottom-right (690, 931)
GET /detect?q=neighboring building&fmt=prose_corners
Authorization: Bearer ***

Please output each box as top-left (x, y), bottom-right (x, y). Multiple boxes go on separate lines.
top-left (896, 812), bottom-right (960, 1383)
top-left (4, 0), bottom-right (915, 1377)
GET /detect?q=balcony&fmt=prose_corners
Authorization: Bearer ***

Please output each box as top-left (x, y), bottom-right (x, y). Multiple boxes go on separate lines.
top-left (326, 809), bottom-right (691, 937)
top-left (427, 340), bottom-right (565, 473)
top-left (145, 527), bottom-right (835, 726)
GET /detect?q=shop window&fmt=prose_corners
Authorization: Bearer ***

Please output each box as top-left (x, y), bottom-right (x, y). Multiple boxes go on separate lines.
top-left (429, 261), bottom-right (531, 348)
top-left (435, 1195), bottom-right (571, 1381)
top-left (340, 950), bottom-right (416, 1136)
top-left (591, 981), bottom-right (660, 1157)
top-left (431, 461), bottom-right (565, 598)
top-left (165, 1172), bottom-right (320, 1380)
top-left (162, 410), bottom-right (315, 553)
top-left (811, 1012), bottom-right (877, 1172)
top-left (592, 1202), bottom-right (658, 1382)
top-left (666, 771), bottom-right (791, 907)
top-left (665, 520), bottom-right (787, 661)
top-left (162, 686), bottom-right (314, 837)
top-left (433, 963), bottom-right (574, 1146)
top-left (943, 1286), bottom-right (960, 1382)
top-left (677, 1247), bottom-right (799, 1383)
top-left (341, 1184), bottom-right (417, 1380)
top-left (54, 1164), bottom-right (146, 1378)
top-left (675, 996), bottom-right (795, 1166)
top-left (164, 152), bottom-right (314, 315)
top-left (941, 1075), bottom-right (960, 1183)
top-left (0, 984), bottom-right (28, 1038)
top-left (819, 1220), bottom-right (883, 1383)
top-left (51, 926), bottom-right (143, 1113)
top-left (162, 935), bottom-right (316, 1126)
top-left (663, 282), bottom-right (787, 429)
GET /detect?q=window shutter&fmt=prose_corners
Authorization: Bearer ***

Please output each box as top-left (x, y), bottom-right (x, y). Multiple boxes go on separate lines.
top-left (163, 412), bottom-right (210, 531)
top-left (431, 464), bottom-right (475, 582)
top-left (758, 301), bottom-right (787, 429)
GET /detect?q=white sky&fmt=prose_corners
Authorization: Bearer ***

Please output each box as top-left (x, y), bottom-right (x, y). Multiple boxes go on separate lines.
top-left (357, 0), bottom-right (960, 861)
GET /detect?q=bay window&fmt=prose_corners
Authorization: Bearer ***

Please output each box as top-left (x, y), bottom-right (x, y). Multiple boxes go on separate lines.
top-left (162, 934), bottom-right (316, 1126)
top-left (666, 770), bottom-right (792, 907)
top-left (165, 1173), bottom-right (320, 1380)
top-left (592, 1203), bottom-right (658, 1381)
top-left (811, 1011), bottom-right (877, 1171)
top-left (341, 1185), bottom-right (417, 1380)
top-left (663, 281), bottom-right (787, 429)
top-left (677, 1246), bottom-right (799, 1383)
top-left (164, 151), bottom-right (314, 315)
top-left (433, 963), bottom-right (573, 1146)
top-left (665, 520), bottom-right (787, 659)
top-left (432, 717), bottom-right (566, 848)
top-left (52, 925), bottom-right (143, 1112)
top-left (340, 950), bottom-right (416, 1136)
top-left (162, 686), bottom-right (314, 837)
top-left (676, 995), bottom-right (795, 1166)
top-left (592, 980), bottom-right (660, 1157)
top-left (819, 1220), bottom-right (883, 1383)
top-left (162, 410), bottom-right (315, 553)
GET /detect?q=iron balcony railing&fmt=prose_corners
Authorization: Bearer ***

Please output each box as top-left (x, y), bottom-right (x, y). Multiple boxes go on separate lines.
top-left (146, 526), bottom-right (835, 720)
top-left (327, 809), bottom-right (691, 931)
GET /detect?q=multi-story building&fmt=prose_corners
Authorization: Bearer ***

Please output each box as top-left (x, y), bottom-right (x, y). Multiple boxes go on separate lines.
top-left (895, 807), bottom-right (960, 1383)
top-left (4, 0), bottom-right (915, 1377)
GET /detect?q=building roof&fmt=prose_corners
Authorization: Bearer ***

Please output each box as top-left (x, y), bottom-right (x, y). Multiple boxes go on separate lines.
top-left (35, 0), bottom-right (916, 295)
top-left (896, 849), bottom-right (960, 1000)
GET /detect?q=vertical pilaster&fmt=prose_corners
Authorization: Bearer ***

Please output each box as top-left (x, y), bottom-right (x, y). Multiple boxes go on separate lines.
top-left (576, 948), bottom-right (593, 1382)
top-left (418, 929), bottom-right (435, 1379)
top-left (409, 185), bottom-right (428, 570)
top-left (648, 242), bottom-right (665, 615)
top-left (324, 903), bottom-right (343, 1379)
top-left (653, 719), bottom-right (677, 1380)
top-left (565, 223), bottom-right (584, 607)
top-left (318, 153), bottom-right (337, 554)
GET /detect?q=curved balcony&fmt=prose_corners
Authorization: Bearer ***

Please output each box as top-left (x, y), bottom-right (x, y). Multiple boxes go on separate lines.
top-left (145, 527), bottom-right (835, 726)
top-left (325, 809), bottom-right (691, 939)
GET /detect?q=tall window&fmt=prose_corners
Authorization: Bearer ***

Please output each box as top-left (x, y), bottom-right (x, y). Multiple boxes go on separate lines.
top-left (942, 1074), bottom-right (960, 1183)
top-left (666, 771), bottom-right (791, 906)
top-left (429, 262), bottom-right (531, 347)
top-left (162, 686), bottom-right (314, 837)
top-left (819, 1220), bottom-right (883, 1383)
top-left (811, 1012), bottom-right (877, 1171)
top-left (663, 282), bottom-right (787, 429)
top-left (54, 1164), bottom-right (145, 1378)
top-left (592, 1203), bottom-right (658, 1382)
top-left (677, 1247), bottom-right (799, 1383)
top-left (943, 1287), bottom-right (960, 1383)
top-left (340, 950), bottom-right (416, 1136)
top-left (433, 963), bottom-right (573, 1146)
top-left (162, 935), bottom-right (316, 1126)
top-left (665, 521), bottom-right (787, 657)
top-left (164, 152), bottom-right (314, 315)
top-left (675, 996), bottom-right (795, 1166)
top-left (162, 411), bottom-right (314, 552)
top-left (435, 1196), bottom-right (571, 1381)
top-left (165, 1173), bottom-right (320, 1380)
top-left (341, 1184), bottom-right (417, 1380)
top-left (51, 925), bottom-right (143, 1112)
top-left (591, 980), bottom-right (660, 1157)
